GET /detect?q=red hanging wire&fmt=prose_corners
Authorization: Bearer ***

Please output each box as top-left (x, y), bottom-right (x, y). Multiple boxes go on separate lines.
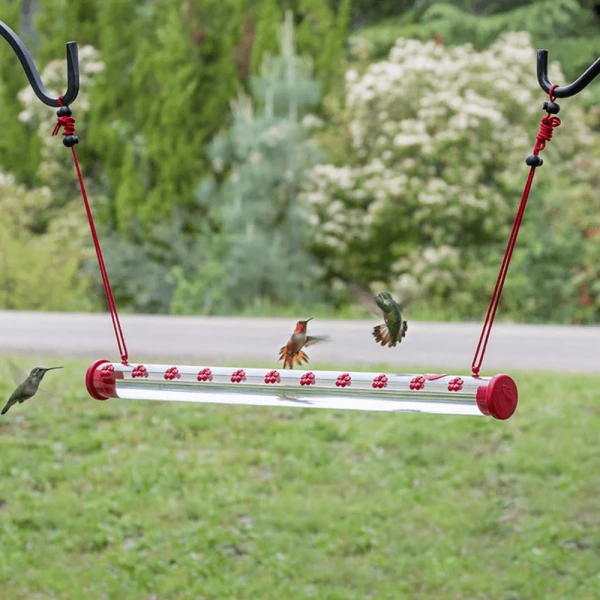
top-left (471, 85), bottom-right (561, 377)
top-left (52, 96), bottom-right (129, 365)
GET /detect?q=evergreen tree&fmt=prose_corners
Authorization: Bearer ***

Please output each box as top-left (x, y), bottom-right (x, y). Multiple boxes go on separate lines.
top-left (85, 0), bottom-right (151, 231)
top-left (177, 11), bottom-right (324, 313)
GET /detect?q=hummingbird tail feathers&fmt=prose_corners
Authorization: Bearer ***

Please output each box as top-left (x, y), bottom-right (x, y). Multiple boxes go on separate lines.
top-left (372, 321), bottom-right (408, 348)
top-left (372, 324), bottom-right (392, 347)
top-left (278, 346), bottom-right (310, 369)
top-left (1, 401), bottom-right (12, 415)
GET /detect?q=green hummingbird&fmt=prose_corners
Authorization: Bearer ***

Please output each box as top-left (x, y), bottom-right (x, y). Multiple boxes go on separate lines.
top-left (349, 283), bottom-right (409, 349)
top-left (1, 366), bottom-right (63, 415)
top-left (372, 291), bottom-right (408, 348)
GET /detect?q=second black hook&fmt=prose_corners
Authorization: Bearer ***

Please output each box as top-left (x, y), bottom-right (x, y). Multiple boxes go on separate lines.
top-left (537, 49), bottom-right (600, 99)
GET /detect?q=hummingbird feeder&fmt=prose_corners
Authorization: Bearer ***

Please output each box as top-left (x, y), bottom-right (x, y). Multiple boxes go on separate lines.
top-left (86, 361), bottom-right (517, 419)
top-left (3, 21), bottom-right (599, 421)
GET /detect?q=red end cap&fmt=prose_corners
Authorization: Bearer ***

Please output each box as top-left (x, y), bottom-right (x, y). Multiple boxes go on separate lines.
top-left (85, 359), bottom-right (117, 401)
top-left (476, 374), bottom-right (518, 420)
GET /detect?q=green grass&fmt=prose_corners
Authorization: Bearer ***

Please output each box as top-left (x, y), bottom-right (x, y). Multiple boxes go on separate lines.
top-left (0, 357), bottom-right (599, 599)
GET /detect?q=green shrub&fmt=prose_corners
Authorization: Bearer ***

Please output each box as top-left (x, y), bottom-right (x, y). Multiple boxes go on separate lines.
top-left (176, 12), bottom-right (325, 314)
top-left (0, 173), bottom-right (95, 311)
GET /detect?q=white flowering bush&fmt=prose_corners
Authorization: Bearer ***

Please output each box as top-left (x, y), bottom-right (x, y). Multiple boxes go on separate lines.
top-left (302, 32), bottom-right (600, 321)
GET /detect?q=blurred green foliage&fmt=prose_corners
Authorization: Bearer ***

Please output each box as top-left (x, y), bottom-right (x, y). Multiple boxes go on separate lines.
top-left (305, 32), bottom-right (600, 323)
top-left (352, 0), bottom-right (600, 106)
top-left (0, 0), bottom-right (598, 323)
top-left (0, 173), bottom-right (94, 311)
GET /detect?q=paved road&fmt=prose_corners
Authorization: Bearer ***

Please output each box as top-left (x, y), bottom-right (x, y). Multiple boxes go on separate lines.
top-left (0, 311), bottom-right (597, 374)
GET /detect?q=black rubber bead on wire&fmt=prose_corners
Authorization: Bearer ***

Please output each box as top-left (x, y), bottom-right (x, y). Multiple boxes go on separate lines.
top-left (57, 105), bottom-right (72, 117)
top-left (526, 155), bottom-right (543, 167)
top-left (542, 101), bottom-right (560, 114)
top-left (63, 135), bottom-right (79, 147)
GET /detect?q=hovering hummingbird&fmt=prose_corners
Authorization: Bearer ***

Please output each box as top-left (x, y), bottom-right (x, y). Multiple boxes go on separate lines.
top-left (1, 366), bottom-right (63, 415)
top-left (348, 282), bottom-right (409, 349)
top-left (278, 318), bottom-right (329, 369)
top-left (372, 291), bottom-right (408, 348)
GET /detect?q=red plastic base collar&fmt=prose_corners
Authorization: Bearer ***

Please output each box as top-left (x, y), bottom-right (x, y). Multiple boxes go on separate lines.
top-left (476, 374), bottom-right (518, 420)
top-left (85, 359), bottom-right (117, 401)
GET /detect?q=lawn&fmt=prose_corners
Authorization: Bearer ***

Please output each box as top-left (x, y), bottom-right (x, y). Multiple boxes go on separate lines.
top-left (0, 357), bottom-right (599, 599)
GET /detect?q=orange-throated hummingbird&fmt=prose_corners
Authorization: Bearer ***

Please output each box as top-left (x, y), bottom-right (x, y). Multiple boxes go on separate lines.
top-left (278, 318), bottom-right (329, 369)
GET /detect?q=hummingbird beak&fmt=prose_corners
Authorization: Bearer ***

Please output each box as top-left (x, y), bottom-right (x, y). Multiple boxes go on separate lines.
top-left (42, 366), bottom-right (63, 372)
top-left (305, 317), bottom-right (313, 323)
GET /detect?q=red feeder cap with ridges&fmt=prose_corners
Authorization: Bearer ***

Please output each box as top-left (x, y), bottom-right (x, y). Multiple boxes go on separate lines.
top-left (476, 374), bottom-right (518, 420)
top-left (86, 359), bottom-right (117, 401)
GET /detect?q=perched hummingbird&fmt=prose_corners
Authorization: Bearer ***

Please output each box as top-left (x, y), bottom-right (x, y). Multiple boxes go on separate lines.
top-left (278, 318), bottom-right (329, 369)
top-left (372, 291), bottom-right (408, 348)
top-left (1, 366), bottom-right (63, 415)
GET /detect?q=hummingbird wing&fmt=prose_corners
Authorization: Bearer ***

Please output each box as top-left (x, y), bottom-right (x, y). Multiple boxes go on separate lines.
top-left (34, 387), bottom-right (53, 399)
top-left (349, 281), bottom-right (382, 317)
top-left (351, 279), bottom-right (416, 313)
top-left (393, 287), bottom-right (418, 311)
top-left (6, 359), bottom-right (27, 386)
top-left (304, 335), bottom-right (330, 347)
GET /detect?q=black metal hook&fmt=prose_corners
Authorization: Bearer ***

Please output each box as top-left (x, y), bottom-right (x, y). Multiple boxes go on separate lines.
top-left (0, 20), bottom-right (79, 107)
top-left (537, 49), bottom-right (600, 98)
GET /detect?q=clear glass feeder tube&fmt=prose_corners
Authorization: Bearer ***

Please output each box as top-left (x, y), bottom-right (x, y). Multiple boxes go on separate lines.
top-left (86, 360), bottom-right (518, 420)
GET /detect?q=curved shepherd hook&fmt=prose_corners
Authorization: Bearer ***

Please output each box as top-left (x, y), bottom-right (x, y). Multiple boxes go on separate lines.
top-left (537, 49), bottom-right (600, 98)
top-left (0, 20), bottom-right (79, 107)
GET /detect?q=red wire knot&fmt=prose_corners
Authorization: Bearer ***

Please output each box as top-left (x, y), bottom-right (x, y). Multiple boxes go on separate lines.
top-left (52, 115), bottom-right (75, 137)
top-left (534, 114), bottom-right (561, 154)
top-left (51, 97), bottom-right (79, 147)
top-left (532, 85), bottom-right (562, 156)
